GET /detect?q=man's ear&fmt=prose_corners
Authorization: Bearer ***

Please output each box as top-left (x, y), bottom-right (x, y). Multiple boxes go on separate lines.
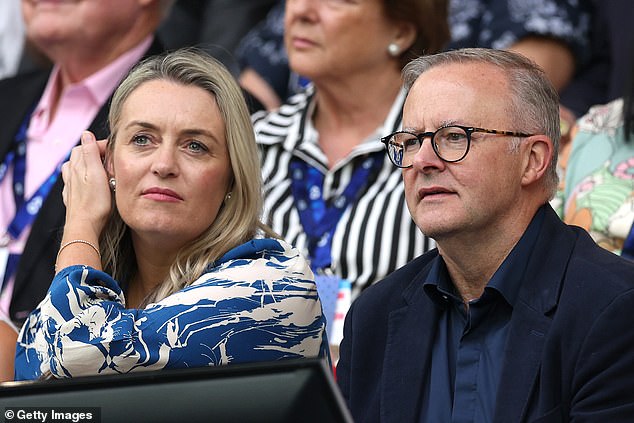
top-left (521, 135), bottom-right (553, 187)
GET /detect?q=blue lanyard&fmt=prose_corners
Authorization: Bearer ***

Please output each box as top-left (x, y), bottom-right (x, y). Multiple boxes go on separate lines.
top-left (1, 107), bottom-right (69, 285)
top-left (289, 153), bottom-right (383, 271)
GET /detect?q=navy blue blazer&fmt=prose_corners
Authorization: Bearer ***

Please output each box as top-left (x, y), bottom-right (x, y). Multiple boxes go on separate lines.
top-left (0, 38), bottom-right (164, 326)
top-left (337, 205), bottom-right (634, 422)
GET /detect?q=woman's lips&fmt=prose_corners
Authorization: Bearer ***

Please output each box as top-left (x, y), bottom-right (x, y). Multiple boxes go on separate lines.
top-left (290, 36), bottom-right (317, 50)
top-left (141, 187), bottom-right (183, 202)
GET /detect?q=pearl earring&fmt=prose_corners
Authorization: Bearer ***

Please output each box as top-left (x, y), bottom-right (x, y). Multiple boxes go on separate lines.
top-left (387, 43), bottom-right (400, 57)
top-left (109, 178), bottom-right (116, 191)
top-left (225, 192), bottom-right (232, 202)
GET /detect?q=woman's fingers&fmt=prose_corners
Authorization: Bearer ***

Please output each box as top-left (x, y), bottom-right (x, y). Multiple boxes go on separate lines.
top-left (61, 131), bottom-right (112, 229)
top-left (80, 131), bottom-right (94, 146)
top-left (60, 161), bottom-right (69, 183)
top-left (79, 131), bottom-right (104, 171)
top-left (60, 161), bottom-right (69, 205)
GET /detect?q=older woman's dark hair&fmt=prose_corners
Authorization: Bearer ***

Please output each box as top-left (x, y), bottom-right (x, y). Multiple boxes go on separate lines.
top-left (384, 0), bottom-right (450, 68)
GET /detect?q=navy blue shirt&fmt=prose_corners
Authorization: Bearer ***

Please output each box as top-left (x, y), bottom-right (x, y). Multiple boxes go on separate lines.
top-left (420, 207), bottom-right (545, 422)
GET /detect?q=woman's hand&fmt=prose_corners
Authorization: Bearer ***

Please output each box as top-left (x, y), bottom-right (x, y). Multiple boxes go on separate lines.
top-left (60, 131), bottom-right (112, 241)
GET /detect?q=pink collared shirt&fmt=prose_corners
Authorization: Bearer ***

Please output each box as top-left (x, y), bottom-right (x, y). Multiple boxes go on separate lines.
top-left (0, 35), bottom-right (153, 315)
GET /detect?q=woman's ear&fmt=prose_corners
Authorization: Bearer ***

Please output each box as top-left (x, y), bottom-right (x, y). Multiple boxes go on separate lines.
top-left (102, 137), bottom-right (114, 177)
top-left (521, 135), bottom-right (553, 187)
top-left (104, 156), bottom-right (114, 178)
top-left (393, 21), bottom-right (417, 53)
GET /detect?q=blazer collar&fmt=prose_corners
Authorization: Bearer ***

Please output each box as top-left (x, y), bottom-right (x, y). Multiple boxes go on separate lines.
top-left (494, 205), bottom-right (578, 422)
top-left (0, 71), bottom-right (49, 161)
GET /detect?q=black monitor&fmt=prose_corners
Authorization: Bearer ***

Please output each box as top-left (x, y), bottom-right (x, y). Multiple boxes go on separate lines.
top-left (0, 358), bottom-right (353, 423)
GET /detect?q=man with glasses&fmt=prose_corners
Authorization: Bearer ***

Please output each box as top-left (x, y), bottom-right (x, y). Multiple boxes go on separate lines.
top-left (336, 48), bottom-right (634, 423)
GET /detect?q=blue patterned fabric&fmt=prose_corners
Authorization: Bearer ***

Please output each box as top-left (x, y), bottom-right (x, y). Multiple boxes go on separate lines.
top-left (14, 238), bottom-right (327, 380)
top-left (447, 0), bottom-right (592, 65)
top-left (289, 154), bottom-right (383, 271)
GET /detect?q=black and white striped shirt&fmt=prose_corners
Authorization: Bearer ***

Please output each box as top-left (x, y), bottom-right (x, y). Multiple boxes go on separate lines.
top-left (253, 86), bottom-right (435, 298)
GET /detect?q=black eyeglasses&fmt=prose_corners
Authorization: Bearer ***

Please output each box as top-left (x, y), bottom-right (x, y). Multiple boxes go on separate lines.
top-left (381, 125), bottom-right (533, 168)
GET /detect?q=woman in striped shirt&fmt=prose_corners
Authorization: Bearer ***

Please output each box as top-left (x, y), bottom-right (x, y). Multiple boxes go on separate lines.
top-left (253, 0), bottom-right (450, 302)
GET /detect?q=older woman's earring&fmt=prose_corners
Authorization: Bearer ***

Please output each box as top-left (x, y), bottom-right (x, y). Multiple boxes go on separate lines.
top-left (224, 192), bottom-right (232, 203)
top-left (387, 43), bottom-right (400, 57)
top-left (109, 178), bottom-right (116, 191)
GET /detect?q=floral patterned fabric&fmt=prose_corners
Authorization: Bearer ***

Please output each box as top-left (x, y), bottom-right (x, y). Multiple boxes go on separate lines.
top-left (14, 238), bottom-right (328, 380)
top-left (554, 98), bottom-right (634, 254)
top-left (447, 0), bottom-right (592, 66)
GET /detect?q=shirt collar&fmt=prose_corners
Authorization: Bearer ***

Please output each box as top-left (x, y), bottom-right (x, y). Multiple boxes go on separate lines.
top-left (28, 35), bottom-right (153, 133)
top-left (302, 86), bottom-right (406, 142)
top-left (488, 205), bottom-right (546, 306)
top-left (295, 86), bottom-right (406, 169)
top-left (83, 35), bottom-right (153, 105)
top-left (423, 258), bottom-right (459, 308)
top-left (424, 205), bottom-right (547, 309)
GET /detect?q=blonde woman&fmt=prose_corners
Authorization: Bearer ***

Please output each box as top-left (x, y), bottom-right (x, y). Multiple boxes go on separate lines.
top-left (15, 49), bottom-right (327, 380)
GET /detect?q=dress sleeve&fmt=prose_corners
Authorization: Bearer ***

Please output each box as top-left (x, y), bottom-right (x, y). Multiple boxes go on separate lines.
top-left (234, 1), bottom-right (291, 101)
top-left (15, 245), bottom-right (327, 380)
top-left (448, 0), bottom-right (592, 66)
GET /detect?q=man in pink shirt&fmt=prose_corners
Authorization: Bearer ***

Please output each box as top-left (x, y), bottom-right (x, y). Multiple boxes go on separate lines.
top-left (0, 0), bottom-right (171, 326)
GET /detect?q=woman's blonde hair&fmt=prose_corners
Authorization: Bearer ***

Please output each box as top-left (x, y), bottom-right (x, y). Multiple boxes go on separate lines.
top-left (102, 48), bottom-right (275, 305)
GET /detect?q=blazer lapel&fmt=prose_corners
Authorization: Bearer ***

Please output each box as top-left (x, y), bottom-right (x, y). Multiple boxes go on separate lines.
top-left (381, 271), bottom-right (441, 423)
top-left (0, 71), bottom-right (52, 317)
top-left (494, 207), bottom-right (577, 422)
top-left (0, 71), bottom-right (49, 159)
top-left (494, 299), bottom-right (552, 423)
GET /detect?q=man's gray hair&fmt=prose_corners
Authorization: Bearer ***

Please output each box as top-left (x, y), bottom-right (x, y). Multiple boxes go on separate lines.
top-left (403, 48), bottom-right (561, 197)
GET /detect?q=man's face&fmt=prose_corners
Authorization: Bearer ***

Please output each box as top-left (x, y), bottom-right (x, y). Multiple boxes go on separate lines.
top-left (22, 0), bottom-right (144, 57)
top-left (401, 62), bottom-right (529, 243)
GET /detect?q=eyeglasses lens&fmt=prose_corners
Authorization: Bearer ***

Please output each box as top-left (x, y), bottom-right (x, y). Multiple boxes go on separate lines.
top-left (387, 126), bottom-right (469, 167)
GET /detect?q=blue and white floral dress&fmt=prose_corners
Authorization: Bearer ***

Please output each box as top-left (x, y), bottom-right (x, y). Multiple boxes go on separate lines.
top-left (15, 238), bottom-right (327, 380)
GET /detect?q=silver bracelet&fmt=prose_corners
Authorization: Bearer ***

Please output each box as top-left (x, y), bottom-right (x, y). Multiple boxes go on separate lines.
top-left (55, 239), bottom-right (101, 272)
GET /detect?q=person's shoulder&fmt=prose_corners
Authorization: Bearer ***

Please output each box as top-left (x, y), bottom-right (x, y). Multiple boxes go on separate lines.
top-left (566, 226), bottom-right (634, 295)
top-left (252, 87), bottom-right (313, 133)
top-left (209, 238), bottom-right (271, 263)
top-left (354, 249), bottom-right (438, 306)
top-left (243, 237), bottom-right (307, 263)
top-left (194, 238), bottom-right (313, 290)
top-left (206, 237), bottom-right (309, 273)
top-left (0, 68), bottom-right (49, 95)
top-left (0, 67), bottom-right (49, 86)
top-left (577, 98), bottom-right (624, 134)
